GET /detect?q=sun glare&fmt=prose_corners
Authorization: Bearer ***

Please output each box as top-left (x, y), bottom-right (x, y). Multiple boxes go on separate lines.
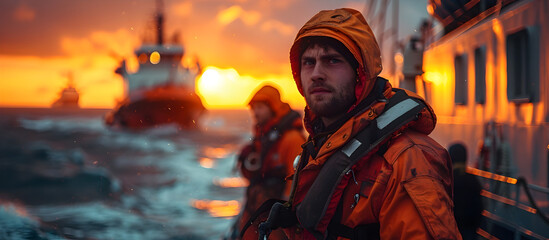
top-left (196, 66), bottom-right (255, 109)
top-left (198, 68), bottom-right (226, 94)
top-left (196, 66), bottom-right (305, 110)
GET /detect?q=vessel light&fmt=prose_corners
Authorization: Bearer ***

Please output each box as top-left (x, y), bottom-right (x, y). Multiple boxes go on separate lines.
top-left (150, 51), bottom-right (161, 64)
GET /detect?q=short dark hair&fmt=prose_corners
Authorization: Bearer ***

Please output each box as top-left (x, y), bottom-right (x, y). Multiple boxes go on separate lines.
top-left (299, 36), bottom-right (359, 71)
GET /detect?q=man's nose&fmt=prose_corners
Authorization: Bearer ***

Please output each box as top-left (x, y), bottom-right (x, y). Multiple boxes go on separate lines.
top-left (311, 62), bottom-right (325, 82)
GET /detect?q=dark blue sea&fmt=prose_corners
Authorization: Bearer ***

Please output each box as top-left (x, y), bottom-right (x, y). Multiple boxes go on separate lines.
top-left (0, 108), bottom-right (254, 240)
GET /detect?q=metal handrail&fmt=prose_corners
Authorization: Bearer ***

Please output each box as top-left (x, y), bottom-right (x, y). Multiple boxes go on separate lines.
top-left (466, 167), bottom-right (549, 225)
top-left (517, 177), bottom-right (549, 225)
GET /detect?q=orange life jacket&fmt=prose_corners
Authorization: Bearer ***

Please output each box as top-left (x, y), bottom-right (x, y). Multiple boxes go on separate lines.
top-left (284, 80), bottom-right (461, 240)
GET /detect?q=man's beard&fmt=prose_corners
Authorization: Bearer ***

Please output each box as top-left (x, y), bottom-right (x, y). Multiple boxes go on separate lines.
top-left (305, 84), bottom-right (356, 119)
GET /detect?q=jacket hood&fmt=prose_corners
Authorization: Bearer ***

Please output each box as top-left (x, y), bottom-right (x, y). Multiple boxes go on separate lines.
top-left (290, 8), bottom-right (382, 104)
top-left (248, 85), bottom-right (301, 136)
top-left (248, 85), bottom-right (291, 120)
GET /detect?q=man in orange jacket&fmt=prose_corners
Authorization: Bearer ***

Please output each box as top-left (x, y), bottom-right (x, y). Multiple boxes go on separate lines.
top-left (243, 8), bottom-right (461, 240)
top-left (230, 85), bottom-right (305, 239)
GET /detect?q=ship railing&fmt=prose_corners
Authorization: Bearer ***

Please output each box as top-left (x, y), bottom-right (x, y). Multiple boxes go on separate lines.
top-left (466, 167), bottom-right (549, 240)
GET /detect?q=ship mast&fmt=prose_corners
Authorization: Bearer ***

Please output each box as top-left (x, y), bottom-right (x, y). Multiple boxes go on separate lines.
top-left (155, 0), bottom-right (164, 45)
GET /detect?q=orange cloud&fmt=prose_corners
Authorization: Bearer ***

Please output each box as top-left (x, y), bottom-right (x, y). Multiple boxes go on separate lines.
top-left (260, 20), bottom-right (296, 36)
top-left (217, 5), bottom-right (261, 26)
top-left (60, 29), bottom-right (138, 57)
top-left (217, 5), bottom-right (243, 25)
top-left (13, 3), bottom-right (35, 22)
top-left (172, 1), bottom-right (193, 17)
top-left (257, 0), bottom-right (297, 9)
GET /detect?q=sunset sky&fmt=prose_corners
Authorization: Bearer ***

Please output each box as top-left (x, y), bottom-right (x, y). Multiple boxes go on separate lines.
top-left (0, 0), bottom-right (429, 109)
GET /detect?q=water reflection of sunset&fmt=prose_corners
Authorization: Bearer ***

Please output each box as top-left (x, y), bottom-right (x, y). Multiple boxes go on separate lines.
top-left (198, 157), bottom-right (214, 168)
top-left (1, 201), bottom-right (29, 218)
top-left (213, 177), bottom-right (249, 188)
top-left (201, 146), bottom-right (231, 159)
top-left (191, 199), bottom-right (241, 218)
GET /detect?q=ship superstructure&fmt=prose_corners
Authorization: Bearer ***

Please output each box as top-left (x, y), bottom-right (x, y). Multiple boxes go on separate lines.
top-left (401, 0), bottom-right (549, 238)
top-left (52, 73), bottom-right (80, 109)
top-left (105, 1), bottom-right (204, 130)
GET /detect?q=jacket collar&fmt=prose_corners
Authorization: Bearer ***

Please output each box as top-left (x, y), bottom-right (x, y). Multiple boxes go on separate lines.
top-left (304, 77), bottom-right (388, 159)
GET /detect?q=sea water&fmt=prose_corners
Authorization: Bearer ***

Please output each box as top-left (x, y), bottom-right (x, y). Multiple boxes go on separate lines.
top-left (0, 108), bottom-right (254, 240)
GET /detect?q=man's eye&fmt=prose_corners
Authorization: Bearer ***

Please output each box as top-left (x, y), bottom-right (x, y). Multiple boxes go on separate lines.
top-left (329, 58), bottom-right (343, 64)
top-left (302, 60), bottom-right (314, 66)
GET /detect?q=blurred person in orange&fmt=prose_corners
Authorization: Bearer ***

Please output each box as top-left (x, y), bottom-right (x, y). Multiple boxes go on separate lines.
top-left (242, 8), bottom-right (461, 239)
top-left (226, 85), bottom-right (305, 239)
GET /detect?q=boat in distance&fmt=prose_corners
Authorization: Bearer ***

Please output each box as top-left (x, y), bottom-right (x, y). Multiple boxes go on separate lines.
top-left (105, 2), bottom-right (205, 130)
top-left (51, 73), bottom-right (80, 109)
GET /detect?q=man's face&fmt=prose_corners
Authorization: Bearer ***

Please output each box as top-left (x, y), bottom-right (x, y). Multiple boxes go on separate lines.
top-left (300, 44), bottom-right (357, 125)
top-left (250, 101), bottom-right (274, 126)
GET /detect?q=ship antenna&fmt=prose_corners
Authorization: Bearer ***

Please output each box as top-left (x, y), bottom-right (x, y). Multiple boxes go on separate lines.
top-left (155, 0), bottom-right (164, 45)
top-left (66, 71), bottom-right (74, 87)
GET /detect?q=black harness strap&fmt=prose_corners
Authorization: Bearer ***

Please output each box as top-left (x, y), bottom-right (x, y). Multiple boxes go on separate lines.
top-left (296, 90), bottom-right (426, 239)
top-left (239, 199), bottom-right (286, 239)
top-left (328, 222), bottom-right (381, 240)
top-left (258, 110), bottom-right (301, 165)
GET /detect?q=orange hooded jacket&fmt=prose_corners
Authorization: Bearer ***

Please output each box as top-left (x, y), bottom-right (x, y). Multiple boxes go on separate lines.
top-left (282, 8), bottom-right (461, 240)
top-left (237, 85), bottom-right (305, 238)
top-left (244, 85), bottom-right (305, 185)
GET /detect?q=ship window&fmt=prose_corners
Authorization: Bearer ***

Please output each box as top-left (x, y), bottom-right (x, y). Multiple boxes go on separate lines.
top-left (454, 53), bottom-right (468, 105)
top-left (474, 46), bottom-right (486, 104)
top-left (138, 53), bottom-right (148, 64)
top-left (506, 26), bottom-right (540, 103)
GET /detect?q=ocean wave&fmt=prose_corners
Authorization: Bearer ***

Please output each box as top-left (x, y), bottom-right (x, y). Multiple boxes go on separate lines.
top-left (18, 117), bottom-right (107, 133)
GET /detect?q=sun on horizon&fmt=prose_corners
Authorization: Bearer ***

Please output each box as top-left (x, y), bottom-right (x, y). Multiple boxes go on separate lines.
top-left (196, 66), bottom-right (305, 110)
